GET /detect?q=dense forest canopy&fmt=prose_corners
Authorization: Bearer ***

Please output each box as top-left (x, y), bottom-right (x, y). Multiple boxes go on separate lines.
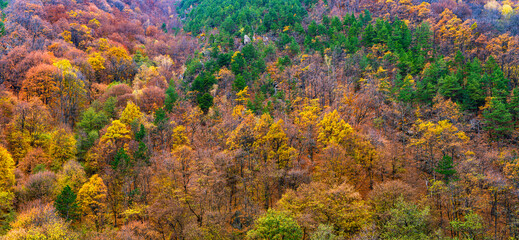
top-left (1, 0), bottom-right (519, 239)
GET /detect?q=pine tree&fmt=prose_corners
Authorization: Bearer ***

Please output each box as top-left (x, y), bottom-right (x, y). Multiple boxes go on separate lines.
top-left (483, 97), bottom-right (513, 139)
top-left (55, 185), bottom-right (79, 221)
top-left (362, 24), bottom-right (376, 47)
top-left (198, 93), bottom-right (214, 113)
top-left (397, 74), bottom-right (416, 103)
top-left (509, 87), bottom-right (519, 126)
top-left (164, 83), bottom-right (178, 112)
top-left (112, 148), bottom-right (130, 170)
top-left (439, 74), bottom-right (462, 101)
top-left (435, 155), bottom-right (456, 183)
top-left (462, 58), bottom-right (485, 110)
top-left (233, 74), bottom-right (247, 92)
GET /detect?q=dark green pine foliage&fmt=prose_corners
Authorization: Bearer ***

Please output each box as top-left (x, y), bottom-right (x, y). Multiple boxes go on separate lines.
top-left (233, 75), bottom-right (247, 92)
top-left (362, 24), bottom-right (376, 47)
top-left (198, 93), bottom-right (214, 113)
top-left (483, 97), bottom-right (513, 139)
top-left (330, 16), bottom-right (343, 32)
top-left (509, 87), bottom-right (519, 126)
top-left (484, 56), bottom-right (509, 100)
top-left (154, 108), bottom-right (168, 127)
top-left (180, 0), bottom-right (308, 35)
top-left (375, 19), bottom-right (390, 44)
top-left (231, 52), bottom-right (246, 75)
top-left (135, 124), bottom-right (146, 142)
top-left (360, 9), bottom-right (372, 26)
top-left (439, 74), bottom-right (462, 102)
top-left (191, 71), bottom-right (217, 94)
top-left (55, 185), bottom-right (80, 221)
top-left (435, 155), bottom-right (456, 183)
top-left (112, 148), bottom-right (131, 170)
top-left (389, 18), bottom-right (412, 53)
top-left (462, 59), bottom-right (485, 111)
top-left (134, 124), bottom-right (149, 165)
top-left (164, 81), bottom-right (178, 112)
top-left (395, 74), bottom-right (415, 103)
top-left (490, 68), bottom-right (509, 101)
top-left (412, 22), bottom-right (432, 57)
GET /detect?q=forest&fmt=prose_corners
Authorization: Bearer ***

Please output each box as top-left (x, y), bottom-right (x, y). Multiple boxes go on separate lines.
top-left (1, 0), bottom-right (519, 239)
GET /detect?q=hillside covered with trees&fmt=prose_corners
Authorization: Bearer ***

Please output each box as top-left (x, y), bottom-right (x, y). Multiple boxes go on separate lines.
top-left (1, 0), bottom-right (519, 239)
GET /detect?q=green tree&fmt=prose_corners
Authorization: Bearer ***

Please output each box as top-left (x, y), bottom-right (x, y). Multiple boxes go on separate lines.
top-left (78, 107), bottom-right (109, 133)
top-left (439, 74), bottom-right (462, 101)
top-left (463, 59), bottom-right (485, 110)
top-left (247, 210), bottom-right (303, 240)
top-left (55, 185), bottom-right (80, 221)
top-left (509, 87), bottom-right (519, 126)
top-left (483, 97), bottom-right (513, 139)
top-left (310, 224), bottom-right (339, 240)
top-left (164, 82), bottom-right (178, 112)
top-left (450, 211), bottom-right (485, 239)
top-left (198, 93), bottom-right (214, 113)
top-left (435, 155), bottom-right (456, 183)
top-left (362, 24), bottom-right (376, 47)
top-left (233, 74), bottom-right (247, 92)
top-left (380, 198), bottom-right (433, 239)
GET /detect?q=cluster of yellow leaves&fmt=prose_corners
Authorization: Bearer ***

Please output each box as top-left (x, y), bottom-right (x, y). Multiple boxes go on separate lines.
top-left (120, 102), bottom-right (143, 125)
top-left (232, 87), bottom-right (251, 118)
top-left (98, 38), bottom-right (109, 51)
top-left (61, 30), bottom-right (72, 44)
top-left (295, 98), bottom-right (321, 132)
top-left (78, 174), bottom-right (107, 223)
top-left (317, 110), bottom-right (353, 146)
top-left (278, 182), bottom-right (370, 237)
top-left (49, 129), bottom-right (77, 170)
top-left (256, 119), bottom-right (297, 168)
top-left (101, 120), bottom-right (131, 144)
top-left (107, 46), bottom-right (132, 62)
top-left (88, 18), bottom-right (101, 28)
top-left (0, 146), bottom-right (15, 192)
top-left (226, 113), bottom-right (255, 150)
top-left (88, 52), bottom-right (106, 72)
top-left (231, 51), bottom-right (241, 63)
top-left (6, 203), bottom-right (77, 240)
top-left (171, 125), bottom-right (190, 150)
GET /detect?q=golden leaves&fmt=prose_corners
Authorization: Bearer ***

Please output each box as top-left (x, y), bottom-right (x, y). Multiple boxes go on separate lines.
top-left (317, 110), bottom-right (353, 146)
top-left (100, 120), bottom-right (131, 144)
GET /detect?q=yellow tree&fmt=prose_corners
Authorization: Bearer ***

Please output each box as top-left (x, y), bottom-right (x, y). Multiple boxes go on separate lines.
top-left (53, 59), bottom-right (87, 125)
top-left (294, 98), bottom-right (321, 162)
top-left (0, 146), bottom-right (14, 233)
top-left (252, 116), bottom-right (297, 209)
top-left (100, 120), bottom-right (132, 147)
top-left (278, 182), bottom-right (370, 238)
top-left (317, 110), bottom-right (353, 147)
top-left (411, 120), bottom-right (469, 178)
top-left (88, 52), bottom-right (105, 72)
top-left (49, 129), bottom-right (77, 171)
top-left (232, 86), bottom-right (251, 119)
top-left (77, 174), bottom-right (107, 231)
top-left (120, 102), bottom-right (143, 125)
top-left (259, 119), bottom-right (297, 169)
top-left (0, 146), bottom-right (15, 192)
top-left (171, 125), bottom-right (190, 150)
top-left (106, 46), bottom-right (134, 82)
